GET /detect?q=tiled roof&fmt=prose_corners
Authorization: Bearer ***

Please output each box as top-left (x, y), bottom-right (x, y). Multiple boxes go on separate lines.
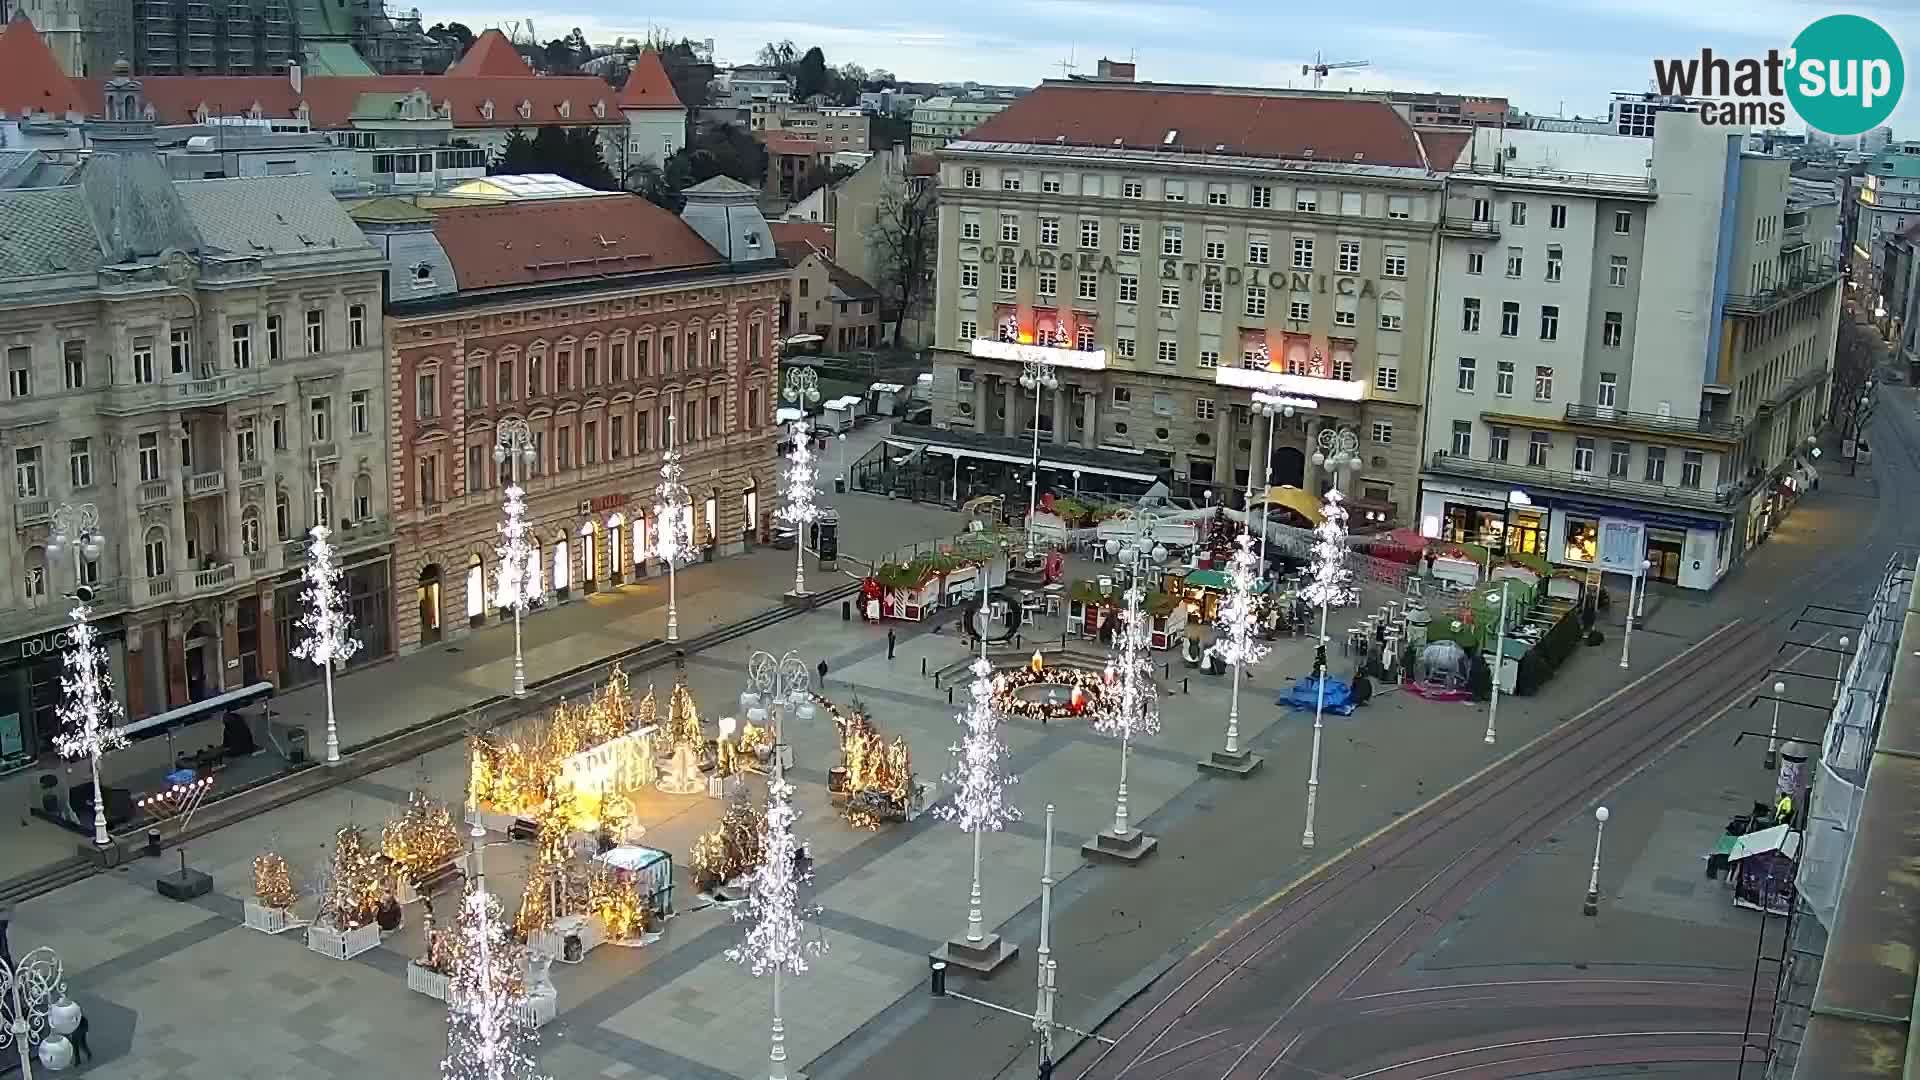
top-left (616, 50), bottom-right (683, 111)
top-left (684, 175), bottom-right (759, 197)
top-left (826, 261), bottom-right (880, 301)
top-left (909, 153), bottom-right (938, 176)
top-left (962, 81), bottom-right (1429, 169)
top-left (60, 73), bottom-right (619, 130)
top-left (771, 221), bottom-right (832, 254)
top-left (763, 134), bottom-right (828, 157)
top-left (447, 30), bottom-right (532, 78)
top-left (1417, 128), bottom-right (1473, 172)
top-left (429, 193), bottom-right (721, 290)
top-left (175, 174), bottom-right (377, 258)
top-left (0, 187), bottom-right (100, 276)
top-left (775, 240), bottom-right (818, 265)
top-left (0, 13), bottom-right (87, 117)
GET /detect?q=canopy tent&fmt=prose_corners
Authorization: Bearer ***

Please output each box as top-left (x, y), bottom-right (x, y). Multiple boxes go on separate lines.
top-left (1252, 486), bottom-right (1323, 527)
top-left (1728, 824), bottom-right (1801, 863)
top-left (1176, 568), bottom-right (1271, 594)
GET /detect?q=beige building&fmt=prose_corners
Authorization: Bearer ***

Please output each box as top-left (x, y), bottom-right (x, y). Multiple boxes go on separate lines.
top-left (910, 96), bottom-right (1009, 153)
top-left (922, 78), bottom-right (1449, 520)
top-left (750, 102), bottom-right (870, 153)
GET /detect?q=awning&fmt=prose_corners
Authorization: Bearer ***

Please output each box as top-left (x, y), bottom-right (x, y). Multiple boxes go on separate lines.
top-left (123, 680), bottom-right (275, 742)
top-left (1253, 485), bottom-right (1323, 525)
top-left (1728, 824), bottom-right (1801, 862)
top-left (776, 406), bottom-right (806, 423)
top-left (869, 383), bottom-right (906, 394)
top-left (884, 430), bottom-right (1160, 484)
top-left (1176, 568), bottom-right (1270, 593)
top-left (824, 395), bottom-right (864, 410)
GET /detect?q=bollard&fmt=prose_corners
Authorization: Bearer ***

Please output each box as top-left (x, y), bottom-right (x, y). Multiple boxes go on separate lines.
top-left (146, 827), bottom-right (163, 857)
top-left (842, 600), bottom-right (851, 621)
top-left (1016, 633), bottom-right (1023, 649)
top-left (929, 958), bottom-right (948, 997)
top-left (1183, 677), bottom-right (1189, 694)
top-left (921, 657), bottom-right (928, 677)
top-left (947, 686), bottom-right (954, 704)
top-left (1061, 631), bottom-right (1068, 648)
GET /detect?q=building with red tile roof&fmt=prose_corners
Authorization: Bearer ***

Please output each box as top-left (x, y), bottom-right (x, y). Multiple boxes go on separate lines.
top-left (770, 220), bottom-right (833, 255)
top-left (445, 29), bottom-right (532, 78)
top-left (0, 13), bottom-right (86, 119)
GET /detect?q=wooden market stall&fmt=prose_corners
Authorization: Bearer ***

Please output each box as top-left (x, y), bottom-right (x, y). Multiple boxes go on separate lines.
top-left (1066, 578), bottom-right (1187, 650)
top-left (1164, 566), bottom-right (1272, 623)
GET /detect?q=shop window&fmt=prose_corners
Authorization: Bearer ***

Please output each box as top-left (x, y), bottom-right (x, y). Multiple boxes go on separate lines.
top-left (1564, 517), bottom-right (1598, 562)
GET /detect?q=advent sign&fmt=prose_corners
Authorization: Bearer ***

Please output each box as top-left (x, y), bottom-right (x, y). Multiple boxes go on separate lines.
top-left (973, 247), bottom-right (1377, 297)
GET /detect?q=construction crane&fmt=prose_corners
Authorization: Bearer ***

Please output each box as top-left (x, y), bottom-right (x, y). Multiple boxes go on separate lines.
top-left (1302, 51), bottom-right (1370, 90)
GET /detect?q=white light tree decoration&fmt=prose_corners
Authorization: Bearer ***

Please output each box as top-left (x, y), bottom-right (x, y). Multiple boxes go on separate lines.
top-left (494, 482), bottom-right (534, 699)
top-left (725, 759), bottom-right (825, 1080)
top-left (1299, 468), bottom-right (1356, 850)
top-left (442, 887), bottom-right (545, 1080)
top-left (1096, 579), bottom-right (1161, 842)
top-left (780, 419), bottom-right (819, 597)
top-left (1208, 531), bottom-right (1270, 768)
top-left (54, 600), bottom-right (126, 847)
top-left (653, 410), bottom-right (696, 643)
top-left (292, 520), bottom-right (362, 765)
top-left (935, 642), bottom-right (1020, 948)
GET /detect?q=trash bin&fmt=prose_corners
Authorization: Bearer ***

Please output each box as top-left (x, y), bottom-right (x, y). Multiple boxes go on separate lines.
top-left (835, 477), bottom-right (847, 494)
top-left (286, 726), bottom-right (308, 764)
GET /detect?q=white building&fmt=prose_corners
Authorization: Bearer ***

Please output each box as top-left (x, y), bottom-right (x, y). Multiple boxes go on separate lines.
top-left (1419, 113), bottom-right (1841, 592)
top-left (616, 50), bottom-right (688, 171)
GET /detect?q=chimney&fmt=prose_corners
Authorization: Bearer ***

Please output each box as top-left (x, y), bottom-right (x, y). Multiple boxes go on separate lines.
top-left (288, 62), bottom-right (302, 94)
top-left (1097, 58), bottom-right (1136, 82)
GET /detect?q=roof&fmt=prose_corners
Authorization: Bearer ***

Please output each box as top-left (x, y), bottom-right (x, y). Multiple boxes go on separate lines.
top-left (909, 153), bottom-right (938, 177)
top-left (0, 13), bottom-right (86, 117)
top-left (0, 187), bottom-right (101, 276)
top-left (771, 220), bottom-right (832, 254)
top-left (447, 30), bottom-right (532, 78)
top-left (175, 175), bottom-right (374, 256)
top-left (443, 174), bottom-right (599, 201)
top-left (775, 240), bottom-right (817, 265)
top-left (301, 41), bottom-right (377, 77)
top-left (683, 175), bottom-right (759, 197)
top-left (963, 81), bottom-right (1429, 169)
top-left (346, 195), bottom-right (435, 224)
top-left (826, 261), bottom-right (880, 301)
top-left (1417, 128), bottom-right (1473, 172)
top-left (764, 134), bottom-right (827, 157)
top-left (429, 193), bottom-right (721, 290)
top-left (616, 50), bottom-right (683, 111)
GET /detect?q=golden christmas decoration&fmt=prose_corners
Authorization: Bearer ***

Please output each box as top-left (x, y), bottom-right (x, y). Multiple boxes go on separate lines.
top-left (690, 790), bottom-right (767, 893)
top-left (469, 664), bottom-right (664, 828)
top-left (587, 863), bottom-right (653, 942)
top-left (319, 825), bottom-right (386, 930)
top-left (824, 696), bottom-right (920, 829)
top-left (381, 791), bottom-right (463, 890)
top-left (252, 851), bottom-right (297, 910)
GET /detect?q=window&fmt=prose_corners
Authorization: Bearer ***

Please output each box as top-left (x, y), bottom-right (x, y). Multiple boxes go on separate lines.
top-left (1462, 298), bottom-right (1481, 332)
top-left (1115, 337), bottom-right (1136, 359)
top-left (1466, 251), bottom-right (1484, 275)
top-left (1608, 255), bottom-right (1629, 286)
top-left (132, 338), bottom-right (155, 384)
top-left (1202, 280), bottom-right (1223, 312)
top-left (528, 353), bottom-right (545, 395)
top-left (305, 309), bottom-right (324, 353)
top-left (241, 506), bottom-right (262, 555)
top-left (417, 455), bottom-right (439, 504)
top-left (1151, 391), bottom-right (1174, 417)
top-left (1251, 185), bottom-right (1273, 209)
top-left (959, 321), bottom-right (977, 342)
top-left (309, 396), bottom-right (331, 441)
top-left (236, 423), bottom-right (257, 465)
top-left (1533, 365), bottom-right (1554, 401)
top-left (5, 348), bottom-right (28, 398)
top-left (1382, 243), bottom-right (1407, 278)
top-left (1545, 245), bottom-right (1563, 282)
top-left (1488, 425), bottom-right (1509, 462)
top-left (1681, 450), bottom-right (1703, 489)
top-left (1206, 183), bottom-right (1228, 206)
top-left (138, 432), bottom-right (160, 481)
top-left (1248, 236), bottom-right (1270, 265)
top-left (266, 314), bottom-right (282, 360)
top-left (415, 370), bottom-right (436, 420)
top-left (1163, 180), bottom-right (1186, 203)
top-left (1598, 372), bottom-right (1618, 407)
top-left (1472, 198), bottom-right (1493, 223)
top-left (143, 527), bottom-right (167, 578)
top-left (1450, 420), bottom-right (1472, 456)
top-left (1292, 236), bottom-right (1313, 269)
top-left (1040, 216), bottom-right (1059, 246)
top-left (1527, 431), bottom-right (1550, 467)
top-left (1334, 295), bottom-right (1356, 326)
top-left (230, 323), bottom-right (252, 368)
top-left (1496, 360), bottom-right (1515, 397)
top-left (1042, 173), bottom-right (1062, 194)
top-left (1000, 263), bottom-right (1018, 292)
top-left (352, 389), bottom-right (371, 434)
top-left (1614, 210), bottom-right (1632, 235)
top-left (1198, 350), bottom-right (1220, 369)
top-left (1644, 446), bottom-right (1667, 484)
top-left (1156, 340), bottom-right (1179, 365)
top-left (1118, 275), bottom-right (1139, 303)
top-left (584, 420), bottom-right (600, 464)
top-left (1371, 420), bottom-right (1393, 444)
top-left (1001, 215), bottom-right (1019, 243)
top-left (1080, 219), bottom-right (1100, 248)
top-left (1573, 437), bottom-right (1595, 473)
top-left (1244, 284), bottom-right (1267, 318)
top-left (611, 340), bottom-right (627, 381)
top-left (1196, 397), bottom-right (1215, 420)
top-left (1337, 240), bottom-right (1361, 273)
top-left (62, 340), bottom-right (84, 389)
top-left (1160, 285), bottom-right (1180, 309)
top-left (353, 473), bottom-right (372, 519)
top-left (276, 489), bottom-right (290, 537)
top-left (963, 167), bottom-right (981, 188)
top-left (1510, 201), bottom-right (1528, 226)
top-left (1112, 386), bottom-right (1132, 409)
top-left (9, 445), bottom-right (40, 498)
top-left (169, 328), bottom-right (191, 374)
top-left (1205, 237), bottom-right (1227, 261)
top-left (1374, 360), bottom-right (1399, 392)
top-left (1500, 302), bottom-right (1520, 337)
top-left (1120, 223), bottom-right (1141, 253)
top-left (1076, 325), bottom-right (1096, 351)
top-left (497, 359), bottom-right (514, 402)
top-left (1038, 270), bottom-right (1057, 297)
top-left (1456, 357), bottom-right (1476, 392)
top-left (1162, 225), bottom-right (1183, 257)
top-left (1549, 203), bottom-right (1567, 229)
top-left (1378, 298), bottom-right (1403, 331)
top-left (1602, 312), bottom-right (1623, 348)
top-left (1123, 179), bottom-right (1144, 199)
top-left (1505, 247), bottom-right (1524, 277)
top-left (961, 214), bottom-right (981, 241)
top-left (1001, 171), bottom-right (1021, 191)
top-left (1295, 189), bottom-right (1318, 213)
top-left (1288, 297), bottom-right (1311, 321)
top-left (960, 263), bottom-right (979, 289)
top-left (1540, 305), bottom-right (1560, 340)
top-left (1077, 273), bottom-right (1098, 302)
top-left (1387, 195), bottom-right (1411, 220)
top-left (1609, 441), bottom-right (1630, 478)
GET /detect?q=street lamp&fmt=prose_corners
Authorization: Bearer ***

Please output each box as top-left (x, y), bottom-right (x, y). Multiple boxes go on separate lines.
top-left (1766, 680), bottom-right (1786, 770)
top-left (1071, 469), bottom-right (1082, 500)
top-left (1204, 531), bottom-right (1267, 776)
top-left (1019, 359), bottom-right (1060, 560)
top-left (784, 367), bottom-right (821, 416)
top-left (0, 946), bottom-right (81, 1078)
top-left (492, 419), bottom-right (537, 698)
top-left (1485, 579), bottom-right (1511, 745)
top-left (1249, 395), bottom-right (1299, 567)
top-left (1093, 512), bottom-right (1163, 860)
top-left (291, 503), bottom-right (361, 765)
top-left (47, 504), bottom-right (120, 848)
top-left (1301, 427), bottom-right (1360, 849)
top-left (654, 411), bottom-right (696, 642)
top-left (1833, 635), bottom-right (1851, 704)
top-left (780, 418), bottom-right (819, 598)
top-left (1583, 805), bottom-right (1609, 916)
top-left (1619, 558), bottom-right (1650, 670)
top-left (742, 650), bottom-right (815, 775)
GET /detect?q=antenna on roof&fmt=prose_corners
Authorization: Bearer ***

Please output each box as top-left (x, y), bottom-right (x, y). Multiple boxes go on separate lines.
top-left (1055, 46), bottom-right (1078, 80)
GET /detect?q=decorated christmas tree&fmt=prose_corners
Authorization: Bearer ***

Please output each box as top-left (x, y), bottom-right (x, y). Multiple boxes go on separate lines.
top-left (691, 790), bottom-right (767, 892)
top-left (513, 784), bottom-right (583, 939)
top-left (636, 684), bottom-right (658, 732)
top-left (253, 851), bottom-right (297, 910)
top-left (442, 888), bottom-right (544, 1080)
top-left (1205, 507), bottom-right (1236, 564)
top-left (664, 674), bottom-right (703, 752)
top-left (383, 791), bottom-right (463, 890)
top-left (320, 825), bottom-right (386, 930)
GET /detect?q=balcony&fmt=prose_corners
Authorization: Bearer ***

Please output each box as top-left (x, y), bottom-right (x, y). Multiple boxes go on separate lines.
top-left (188, 470), bottom-right (225, 496)
top-left (1441, 216), bottom-right (1500, 241)
top-left (1451, 160), bottom-right (1657, 198)
top-left (16, 497), bottom-right (50, 526)
top-left (240, 462), bottom-right (264, 484)
top-left (100, 369), bottom-right (270, 417)
top-left (138, 479), bottom-right (171, 506)
top-left (1563, 404), bottom-right (1745, 443)
top-left (193, 562), bottom-right (237, 590)
top-left (1426, 450), bottom-right (1749, 512)
top-left (1725, 260), bottom-right (1843, 316)
top-left (311, 442), bottom-right (339, 464)
top-left (1753, 366), bottom-right (1830, 415)
top-left (145, 575), bottom-right (175, 600)
top-left (0, 581), bottom-right (127, 641)
top-left (279, 515), bottom-right (393, 565)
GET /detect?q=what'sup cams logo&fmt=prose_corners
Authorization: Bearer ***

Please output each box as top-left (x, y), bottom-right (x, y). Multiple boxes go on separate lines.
top-left (1651, 14), bottom-right (1904, 136)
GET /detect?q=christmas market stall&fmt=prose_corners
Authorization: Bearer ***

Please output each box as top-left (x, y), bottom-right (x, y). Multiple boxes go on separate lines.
top-left (867, 550), bottom-right (1008, 622)
top-left (1727, 824), bottom-right (1799, 916)
top-left (1067, 577), bottom-right (1186, 649)
top-left (1164, 566), bottom-right (1271, 624)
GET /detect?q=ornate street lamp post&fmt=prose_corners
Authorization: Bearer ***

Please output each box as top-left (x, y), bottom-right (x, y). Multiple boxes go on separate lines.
top-left (0, 947), bottom-right (82, 1078)
top-left (493, 419), bottom-right (537, 698)
top-left (47, 504), bottom-right (120, 848)
top-left (1018, 359), bottom-right (1059, 560)
top-left (1301, 426), bottom-right (1359, 849)
top-left (654, 411), bottom-right (695, 642)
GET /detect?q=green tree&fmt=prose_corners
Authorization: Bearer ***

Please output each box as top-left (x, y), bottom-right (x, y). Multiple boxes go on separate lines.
top-left (794, 46), bottom-right (829, 100)
top-left (427, 21), bottom-right (475, 55)
top-left (542, 38), bottom-right (579, 73)
top-left (491, 128), bottom-right (538, 173)
top-left (490, 127), bottom-right (617, 190)
top-left (757, 40), bottom-right (797, 71)
top-left (673, 121), bottom-right (768, 186)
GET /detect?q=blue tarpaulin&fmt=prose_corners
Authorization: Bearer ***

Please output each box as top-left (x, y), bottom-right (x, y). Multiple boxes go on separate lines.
top-left (1277, 675), bottom-right (1356, 715)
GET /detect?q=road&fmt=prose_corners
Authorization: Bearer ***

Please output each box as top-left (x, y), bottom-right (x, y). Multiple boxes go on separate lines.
top-left (1072, 386), bottom-right (1920, 1080)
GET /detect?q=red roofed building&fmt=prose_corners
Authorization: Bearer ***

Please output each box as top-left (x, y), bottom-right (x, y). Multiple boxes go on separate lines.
top-left (615, 50), bottom-right (688, 169)
top-left (925, 77), bottom-right (1455, 523)
top-left (761, 132), bottom-right (829, 199)
top-left (355, 178), bottom-right (785, 651)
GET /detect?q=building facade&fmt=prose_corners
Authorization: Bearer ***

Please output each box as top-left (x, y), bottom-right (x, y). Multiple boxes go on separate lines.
top-left (910, 96), bottom-right (1008, 153)
top-left (1419, 115), bottom-right (1842, 591)
top-left (362, 178), bottom-right (785, 653)
top-left (0, 68), bottom-right (392, 770)
top-left (1855, 142), bottom-right (1920, 310)
top-left (923, 80), bottom-right (1445, 520)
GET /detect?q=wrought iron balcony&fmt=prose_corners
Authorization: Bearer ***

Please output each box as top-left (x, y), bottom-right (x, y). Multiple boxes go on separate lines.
top-left (1563, 404), bottom-right (1745, 441)
top-left (1725, 260), bottom-right (1842, 316)
top-left (1441, 216), bottom-right (1500, 240)
top-left (1426, 450), bottom-right (1746, 511)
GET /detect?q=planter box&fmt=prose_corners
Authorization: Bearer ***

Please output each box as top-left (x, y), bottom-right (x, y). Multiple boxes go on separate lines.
top-left (407, 961), bottom-right (451, 1001)
top-left (306, 921), bottom-right (380, 961)
top-left (522, 987), bottom-right (558, 1028)
top-left (529, 914), bottom-right (608, 964)
top-left (242, 900), bottom-right (296, 935)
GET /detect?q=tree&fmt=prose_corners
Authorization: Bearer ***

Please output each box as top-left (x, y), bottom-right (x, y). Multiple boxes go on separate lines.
top-left (428, 21), bottom-right (475, 56)
top-left (870, 113), bottom-right (911, 151)
top-left (757, 40), bottom-right (797, 71)
top-left (792, 161), bottom-right (857, 203)
top-left (1831, 318), bottom-right (1879, 447)
top-left (869, 178), bottom-right (937, 347)
top-left (672, 121), bottom-right (768, 187)
top-left (628, 159), bottom-right (682, 213)
top-left (541, 38), bottom-right (578, 73)
top-left (794, 46), bottom-right (830, 101)
top-left (489, 127), bottom-right (617, 190)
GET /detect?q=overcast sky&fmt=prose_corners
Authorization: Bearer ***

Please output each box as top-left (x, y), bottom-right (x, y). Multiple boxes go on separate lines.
top-left (454, 0), bottom-right (1917, 135)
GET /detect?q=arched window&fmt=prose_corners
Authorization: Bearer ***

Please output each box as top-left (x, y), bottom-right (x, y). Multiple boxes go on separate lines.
top-left (526, 539), bottom-right (544, 597)
top-left (552, 531), bottom-right (570, 592)
top-left (315, 483), bottom-right (334, 528)
top-left (703, 489), bottom-right (719, 546)
top-left (606, 514), bottom-right (624, 582)
top-left (275, 489), bottom-right (290, 539)
top-left (144, 527), bottom-right (168, 578)
top-left (579, 520), bottom-right (597, 587)
top-left (22, 546), bottom-right (47, 604)
top-left (742, 483), bottom-right (758, 536)
top-left (632, 516), bottom-right (647, 567)
top-left (353, 473), bottom-right (373, 521)
top-left (240, 506), bottom-right (262, 555)
top-left (466, 553), bottom-right (486, 620)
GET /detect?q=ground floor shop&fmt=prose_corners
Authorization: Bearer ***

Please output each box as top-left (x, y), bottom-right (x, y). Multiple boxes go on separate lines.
top-left (1417, 479), bottom-right (1737, 592)
top-left (0, 617), bottom-right (129, 773)
top-left (1743, 458), bottom-right (1822, 553)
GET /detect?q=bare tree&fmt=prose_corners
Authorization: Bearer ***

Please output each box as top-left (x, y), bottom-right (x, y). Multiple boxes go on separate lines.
top-left (869, 179), bottom-right (936, 348)
top-left (1831, 318), bottom-right (1879, 442)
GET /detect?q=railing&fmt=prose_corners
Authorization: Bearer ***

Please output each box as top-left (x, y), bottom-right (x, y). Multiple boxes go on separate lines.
top-left (1754, 366), bottom-right (1830, 413)
top-left (240, 463), bottom-right (264, 484)
top-left (1724, 260), bottom-right (1842, 316)
top-left (1426, 450), bottom-right (1747, 510)
top-left (138, 479), bottom-right (171, 505)
top-left (0, 581), bottom-right (127, 640)
top-left (16, 498), bottom-right (50, 525)
top-left (311, 442), bottom-right (339, 463)
top-left (101, 369), bottom-right (269, 415)
top-left (146, 575), bottom-right (175, 599)
top-left (1563, 404), bottom-right (1745, 440)
top-left (249, 553), bottom-right (270, 574)
top-left (1440, 216), bottom-right (1500, 239)
top-left (189, 470), bottom-right (225, 496)
top-left (1452, 160), bottom-right (1657, 195)
top-left (193, 562), bottom-right (236, 589)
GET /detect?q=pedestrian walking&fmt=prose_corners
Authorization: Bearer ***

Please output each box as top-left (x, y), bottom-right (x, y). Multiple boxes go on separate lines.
top-left (71, 1014), bottom-right (92, 1063)
top-left (817, 658), bottom-right (829, 685)
top-left (0, 903), bottom-right (13, 970)
top-left (886, 628), bottom-right (897, 660)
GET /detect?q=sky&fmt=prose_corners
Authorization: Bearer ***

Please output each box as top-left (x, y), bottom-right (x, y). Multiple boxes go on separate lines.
top-left (450, 0), bottom-right (1919, 136)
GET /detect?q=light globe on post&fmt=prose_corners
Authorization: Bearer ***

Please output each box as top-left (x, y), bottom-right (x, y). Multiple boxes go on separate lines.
top-left (47, 502), bottom-right (120, 847)
top-left (493, 419), bottom-right (538, 698)
top-left (1583, 806), bottom-right (1610, 916)
top-left (1019, 360), bottom-right (1059, 561)
top-left (1300, 427), bottom-right (1360, 849)
top-left (1766, 680), bottom-right (1786, 770)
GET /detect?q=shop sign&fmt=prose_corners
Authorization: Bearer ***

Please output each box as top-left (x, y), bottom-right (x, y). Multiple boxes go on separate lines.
top-left (1596, 518), bottom-right (1647, 572)
top-left (8, 619), bottom-right (124, 665)
top-left (590, 494), bottom-right (627, 514)
top-left (977, 247), bottom-right (1121, 275)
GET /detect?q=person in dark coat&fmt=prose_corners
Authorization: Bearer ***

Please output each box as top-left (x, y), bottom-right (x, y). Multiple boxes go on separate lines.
top-left (70, 1014), bottom-right (92, 1063)
top-left (886, 628), bottom-right (897, 660)
top-left (0, 903), bottom-right (13, 970)
top-left (817, 659), bottom-right (829, 685)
